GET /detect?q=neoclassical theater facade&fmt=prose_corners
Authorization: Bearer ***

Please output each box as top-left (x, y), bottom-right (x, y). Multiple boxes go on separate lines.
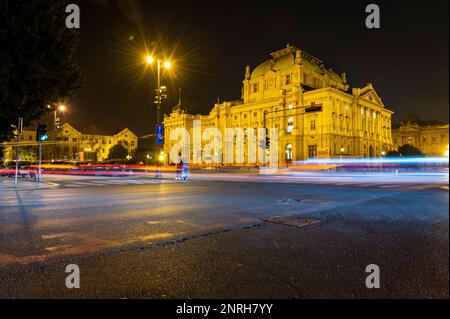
top-left (163, 45), bottom-right (393, 164)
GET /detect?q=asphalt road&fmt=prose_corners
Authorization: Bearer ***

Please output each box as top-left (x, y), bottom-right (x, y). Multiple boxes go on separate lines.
top-left (0, 174), bottom-right (448, 298)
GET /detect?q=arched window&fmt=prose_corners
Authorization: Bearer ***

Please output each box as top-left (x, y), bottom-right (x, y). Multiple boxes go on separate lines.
top-left (286, 144), bottom-right (293, 161)
top-left (287, 117), bottom-right (294, 133)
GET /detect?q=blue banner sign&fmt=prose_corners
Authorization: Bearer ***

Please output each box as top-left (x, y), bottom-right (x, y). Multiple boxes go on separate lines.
top-left (156, 124), bottom-right (164, 145)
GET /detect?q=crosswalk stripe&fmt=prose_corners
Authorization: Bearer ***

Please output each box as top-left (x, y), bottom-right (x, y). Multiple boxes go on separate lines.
top-left (65, 183), bottom-right (86, 187)
top-left (88, 180), bottom-right (118, 184)
top-left (61, 179), bottom-right (165, 187)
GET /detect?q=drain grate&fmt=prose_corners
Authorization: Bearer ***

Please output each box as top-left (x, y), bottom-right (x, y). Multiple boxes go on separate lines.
top-left (261, 215), bottom-right (321, 228)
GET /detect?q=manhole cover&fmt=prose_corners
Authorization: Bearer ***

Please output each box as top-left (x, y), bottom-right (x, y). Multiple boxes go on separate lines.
top-left (261, 216), bottom-right (321, 228)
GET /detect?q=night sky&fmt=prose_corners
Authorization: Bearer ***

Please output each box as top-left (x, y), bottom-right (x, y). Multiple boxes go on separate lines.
top-left (69, 0), bottom-right (449, 136)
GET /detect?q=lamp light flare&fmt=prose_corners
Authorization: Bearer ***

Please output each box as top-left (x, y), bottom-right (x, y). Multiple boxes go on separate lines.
top-left (164, 61), bottom-right (171, 69)
top-left (146, 56), bottom-right (154, 64)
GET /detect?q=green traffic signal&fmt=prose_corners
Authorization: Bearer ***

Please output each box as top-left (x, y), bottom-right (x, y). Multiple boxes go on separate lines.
top-left (36, 123), bottom-right (48, 142)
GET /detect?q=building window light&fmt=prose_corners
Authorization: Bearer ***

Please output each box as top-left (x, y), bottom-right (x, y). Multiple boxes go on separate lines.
top-left (287, 117), bottom-right (294, 133)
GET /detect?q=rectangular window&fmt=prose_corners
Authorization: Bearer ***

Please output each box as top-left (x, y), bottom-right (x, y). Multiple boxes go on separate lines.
top-left (252, 83), bottom-right (259, 93)
top-left (308, 145), bottom-right (318, 159)
top-left (285, 74), bottom-right (291, 85)
top-left (310, 120), bottom-right (316, 130)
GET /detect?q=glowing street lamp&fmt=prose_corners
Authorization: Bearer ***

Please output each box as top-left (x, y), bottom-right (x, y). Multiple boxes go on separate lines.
top-left (144, 53), bottom-right (173, 177)
top-left (144, 55), bottom-right (173, 124)
top-left (47, 102), bottom-right (68, 161)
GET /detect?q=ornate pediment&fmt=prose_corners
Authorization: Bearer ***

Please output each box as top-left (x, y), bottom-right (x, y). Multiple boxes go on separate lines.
top-left (359, 83), bottom-right (385, 108)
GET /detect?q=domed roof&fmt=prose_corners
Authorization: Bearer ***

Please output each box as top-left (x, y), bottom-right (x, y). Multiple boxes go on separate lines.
top-left (250, 45), bottom-right (345, 84)
top-left (172, 103), bottom-right (187, 113)
top-left (251, 53), bottom-right (294, 78)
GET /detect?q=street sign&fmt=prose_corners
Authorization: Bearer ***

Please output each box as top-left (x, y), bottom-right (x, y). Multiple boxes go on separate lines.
top-left (156, 124), bottom-right (164, 145)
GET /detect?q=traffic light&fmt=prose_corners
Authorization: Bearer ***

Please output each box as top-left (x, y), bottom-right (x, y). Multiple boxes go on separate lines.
top-left (36, 124), bottom-right (48, 142)
top-left (266, 137), bottom-right (270, 149)
top-left (55, 117), bottom-right (61, 129)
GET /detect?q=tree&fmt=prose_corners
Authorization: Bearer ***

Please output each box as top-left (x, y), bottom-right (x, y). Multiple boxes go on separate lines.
top-left (108, 144), bottom-right (129, 161)
top-left (386, 150), bottom-right (400, 157)
top-left (18, 146), bottom-right (38, 162)
top-left (0, 1), bottom-right (83, 142)
top-left (388, 144), bottom-right (424, 157)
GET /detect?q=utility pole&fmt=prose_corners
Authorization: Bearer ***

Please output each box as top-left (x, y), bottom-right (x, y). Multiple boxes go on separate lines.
top-left (262, 110), bottom-right (268, 167)
top-left (14, 117), bottom-right (23, 188)
top-left (35, 124), bottom-right (48, 183)
top-left (38, 140), bottom-right (42, 183)
top-left (48, 104), bottom-right (65, 161)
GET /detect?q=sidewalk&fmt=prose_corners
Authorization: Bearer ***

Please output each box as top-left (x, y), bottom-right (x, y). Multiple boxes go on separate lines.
top-left (0, 177), bottom-right (58, 190)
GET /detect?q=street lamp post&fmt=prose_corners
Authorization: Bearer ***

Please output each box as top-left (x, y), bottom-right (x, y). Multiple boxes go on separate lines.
top-left (146, 56), bottom-right (171, 126)
top-left (48, 104), bottom-right (66, 161)
top-left (146, 55), bottom-right (171, 177)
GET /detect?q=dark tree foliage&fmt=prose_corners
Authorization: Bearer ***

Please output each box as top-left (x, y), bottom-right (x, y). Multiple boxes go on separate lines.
top-left (387, 144), bottom-right (424, 157)
top-left (0, 0), bottom-right (83, 142)
top-left (108, 144), bottom-right (129, 160)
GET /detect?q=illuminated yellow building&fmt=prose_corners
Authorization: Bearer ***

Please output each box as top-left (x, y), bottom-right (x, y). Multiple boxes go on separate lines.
top-left (3, 123), bottom-right (138, 162)
top-left (164, 45), bottom-right (394, 163)
top-left (392, 114), bottom-right (449, 156)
